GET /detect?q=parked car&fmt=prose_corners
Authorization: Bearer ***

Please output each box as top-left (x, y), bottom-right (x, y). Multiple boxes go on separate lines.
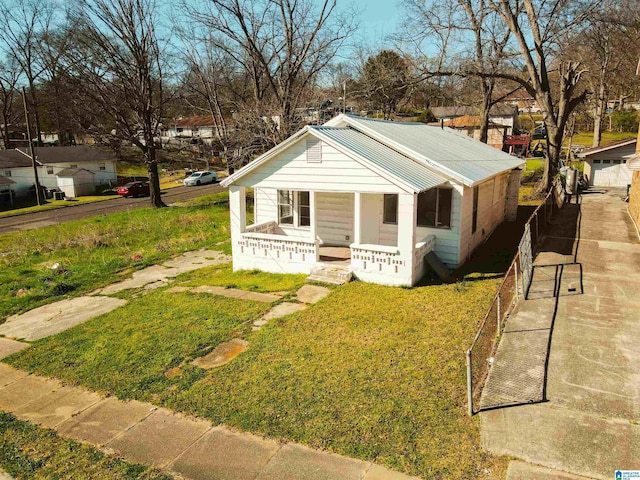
top-left (117, 181), bottom-right (150, 197)
top-left (184, 171), bottom-right (217, 186)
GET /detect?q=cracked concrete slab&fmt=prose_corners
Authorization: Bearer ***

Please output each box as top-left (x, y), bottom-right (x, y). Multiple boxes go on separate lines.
top-left (0, 338), bottom-right (29, 359)
top-left (362, 465), bottom-right (422, 480)
top-left (13, 386), bottom-right (102, 428)
top-left (256, 444), bottom-right (369, 480)
top-left (56, 397), bottom-right (155, 446)
top-left (107, 408), bottom-right (211, 467)
top-left (100, 250), bottom-right (231, 294)
top-left (0, 296), bottom-right (127, 341)
top-left (295, 285), bottom-right (330, 304)
top-left (170, 427), bottom-right (280, 480)
top-left (252, 302), bottom-right (307, 330)
top-left (0, 375), bottom-right (62, 411)
top-left (191, 285), bottom-right (281, 302)
top-left (0, 363), bottom-right (29, 388)
top-left (506, 460), bottom-right (594, 480)
top-left (192, 338), bottom-right (248, 369)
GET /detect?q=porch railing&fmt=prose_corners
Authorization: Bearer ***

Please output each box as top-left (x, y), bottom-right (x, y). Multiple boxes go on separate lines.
top-left (239, 231), bottom-right (317, 264)
top-left (351, 243), bottom-right (405, 274)
top-left (245, 220), bottom-right (277, 234)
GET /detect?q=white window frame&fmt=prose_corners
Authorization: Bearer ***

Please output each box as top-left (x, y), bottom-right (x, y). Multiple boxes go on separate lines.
top-left (47, 166), bottom-right (54, 174)
top-left (277, 189), bottom-right (311, 228)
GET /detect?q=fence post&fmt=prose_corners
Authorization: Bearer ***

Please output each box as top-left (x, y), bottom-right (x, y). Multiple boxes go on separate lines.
top-left (514, 259), bottom-right (519, 302)
top-left (497, 295), bottom-right (502, 335)
top-left (466, 349), bottom-right (473, 416)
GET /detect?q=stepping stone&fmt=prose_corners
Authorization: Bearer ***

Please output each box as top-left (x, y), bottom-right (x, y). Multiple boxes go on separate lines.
top-left (0, 375), bottom-right (62, 411)
top-left (192, 286), bottom-right (281, 303)
top-left (162, 250), bottom-right (231, 274)
top-left (0, 470), bottom-right (14, 480)
top-left (57, 397), bottom-right (155, 446)
top-left (0, 363), bottom-right (29, 388)
top-left (252, 303), bottom-right (307, 330)
top-left (144, 279), bottom-right (169, 290)
top-left (0, 296), bottom-right (127, 341)
top-left (13, 386), bottom-right (102, 428)
top-left (192, 339), bottom-right (248, 369)
top-left (107, 408), bottom-right (211, 467)
top-left (295, 285), bottom-right (330, 304)
top-left (100, 265), bottom-right (179, 294)
top-left (166, 286), bottom-right (191, 293)
top-left (256, 444), bottom-right (368, 480)
top-left (170, 427), bottom-right (280, 480)
top-left (0, 338), bottom-right (29, 359)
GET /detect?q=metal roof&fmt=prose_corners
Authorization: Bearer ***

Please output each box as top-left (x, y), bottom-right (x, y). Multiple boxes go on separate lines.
top-left (311, 126), bottom-right (448, 192)
top-left (577, 138), bottom-right (636, 158)
top-left (56, 167), bottom-right (95, 177)
top-left (0, 146), bottom-right (115, 168)
top-left (331, 114), bottom-right (525, 185)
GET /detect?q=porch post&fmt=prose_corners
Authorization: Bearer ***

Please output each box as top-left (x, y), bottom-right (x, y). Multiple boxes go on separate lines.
top-left (397, 193), bottom-right (417, 282)
top-left (229, 185), bottom-right (246, 236)
top-left (353, 192), bottom-right (362, 244)
top-left (309, 190), bottom-right (317, 238)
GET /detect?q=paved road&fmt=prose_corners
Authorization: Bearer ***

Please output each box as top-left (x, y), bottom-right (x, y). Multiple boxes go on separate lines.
top-left (0, 183), bottom-right (225, 234)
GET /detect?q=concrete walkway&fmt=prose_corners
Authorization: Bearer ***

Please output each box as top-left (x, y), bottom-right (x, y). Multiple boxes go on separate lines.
top-left (0, 250), bottom-right (231, 343)
top-left (0, 363), bottom-right (419, 480)
top-left (480, 189), bottom-right (640, 479)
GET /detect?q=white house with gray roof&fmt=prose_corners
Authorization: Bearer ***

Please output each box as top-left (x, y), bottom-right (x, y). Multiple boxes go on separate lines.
top-left (222, 114), bottom-right (524, 286)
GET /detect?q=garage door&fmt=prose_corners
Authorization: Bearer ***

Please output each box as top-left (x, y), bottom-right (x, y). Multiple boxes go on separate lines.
top-left (591, 159), bottom-right (633, 187)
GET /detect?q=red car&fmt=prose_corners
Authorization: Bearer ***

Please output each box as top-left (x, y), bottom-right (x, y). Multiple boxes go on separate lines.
top-left (117, 181), bottom-right (150, 197)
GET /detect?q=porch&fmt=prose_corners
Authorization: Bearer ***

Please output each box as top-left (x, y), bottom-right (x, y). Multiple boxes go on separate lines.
top-left (229, 186), bottom-right (436, 286)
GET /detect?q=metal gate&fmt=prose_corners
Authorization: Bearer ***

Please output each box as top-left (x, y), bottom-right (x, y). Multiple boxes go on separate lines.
top-left (518, 223), bottom-right (532, 298)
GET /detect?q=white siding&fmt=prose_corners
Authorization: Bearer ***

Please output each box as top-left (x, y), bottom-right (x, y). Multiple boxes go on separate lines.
top-left (255, 187), bottom-right (278, 224)
top-left (239, 138), bottom-right (402, 193)
top-left (459, 173), bottom-right (509, 264)
top-left (316, 192), bottom-right (354, 246)
top-left (415, 184), bottom-right (464, 267)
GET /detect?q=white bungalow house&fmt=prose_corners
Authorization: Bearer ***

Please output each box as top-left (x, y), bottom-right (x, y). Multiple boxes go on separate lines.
top-left (0, 146), bottom-right (117, 198)
top-left (222, 114), bottom-right (524, 286)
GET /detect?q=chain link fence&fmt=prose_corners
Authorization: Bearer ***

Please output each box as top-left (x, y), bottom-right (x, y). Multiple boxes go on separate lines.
top-left (466, 183), bottom-right (562, 415)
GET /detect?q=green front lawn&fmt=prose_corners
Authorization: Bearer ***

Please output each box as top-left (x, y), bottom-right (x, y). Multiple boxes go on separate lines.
top-left (0, 412), bottom-right (171, 479)
top-left (7, 273), bottom-right (506, 479)
top-left (0, 194), bottom-right (231, 321)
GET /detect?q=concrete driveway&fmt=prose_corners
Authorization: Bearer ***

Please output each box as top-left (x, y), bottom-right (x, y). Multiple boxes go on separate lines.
top-left (0, 182), bottom-right (224, 233)
top-left (480, 189), bottom-right (640, 479)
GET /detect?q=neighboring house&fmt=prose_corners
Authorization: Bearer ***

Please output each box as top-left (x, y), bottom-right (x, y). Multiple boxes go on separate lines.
top-left (441, 115), bottom-right (509, 150)
top-left (0, 175), bottom-right (15, 206)
top-left (161, 115), bottom-right (230, 145)
top-left (222, 114), bottom-right (524, 287)
top-left (431, 105), bottom-right (519, 134)
top-left (501, 87), bottom-right (541, 114)
top-left (577, 138), bottom-right (636, 187)
top-left (627, 129), bottom-right (640, 229)
top-left (0, 146), bottom-right (117, 198)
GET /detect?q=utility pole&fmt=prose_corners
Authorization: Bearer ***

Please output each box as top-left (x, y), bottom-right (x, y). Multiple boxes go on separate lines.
top-left (22, 87), bottom-right (43, 206)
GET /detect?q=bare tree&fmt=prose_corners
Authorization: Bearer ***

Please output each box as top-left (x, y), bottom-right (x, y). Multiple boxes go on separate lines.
top-left (400, 0), bottom-right (511, 143)
top-left (0, 0), bottom-right (57, 146)
top-left (183, 0), bottom-right (356, 143)
top-left (578, 1), bottom-right (640, 146)
top-left (66, 0), bottom-right (168, 207)
top-left (0, 59), bottom-right (22, 149)
top-left (359, 50), bottom-right (411, 119)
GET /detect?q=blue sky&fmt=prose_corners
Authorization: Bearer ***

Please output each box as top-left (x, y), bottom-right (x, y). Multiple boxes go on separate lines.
top-left (350, 0), bottom-right (401, 47)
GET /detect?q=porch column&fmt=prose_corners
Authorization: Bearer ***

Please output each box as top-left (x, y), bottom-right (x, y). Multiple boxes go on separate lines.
top-left (229, 185), bottom-right (246, 237)
top-left (397, 193), bottom-right (416, 276)
top-left (353, 192), bottom-right (362, 244)
top-left (309, 190), bottom-right (317, 241)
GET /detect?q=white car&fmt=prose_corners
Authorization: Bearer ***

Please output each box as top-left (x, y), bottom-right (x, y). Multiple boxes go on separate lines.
top-left (184, 171), bottom-right (217, 186)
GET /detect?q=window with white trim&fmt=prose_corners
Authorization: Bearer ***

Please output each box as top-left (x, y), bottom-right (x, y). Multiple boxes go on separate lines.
top-left (278, 190), bottom-right (294, 224)
top-left (47, 167), bottom-right (54, 174)
top-left (417, 188), bottom-right (452, 228)
top-left (4, 170), bottom-right (11, 177)
top-left (99, 163), bottom-right (106, 171)
top-left (383, 194), bottom-right (398, 224)
top-left (278, 190), bottom-right (311, 227)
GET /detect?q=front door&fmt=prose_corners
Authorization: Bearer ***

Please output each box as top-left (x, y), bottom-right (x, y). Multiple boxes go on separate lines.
top-left (316, 192), bottom-right (354, 246)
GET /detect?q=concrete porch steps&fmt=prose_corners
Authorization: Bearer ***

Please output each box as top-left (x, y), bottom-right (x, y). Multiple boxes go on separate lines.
top-left (307, 265), bottom-right (353, 285)
top-left (506, 461), bottom-right (597, 480)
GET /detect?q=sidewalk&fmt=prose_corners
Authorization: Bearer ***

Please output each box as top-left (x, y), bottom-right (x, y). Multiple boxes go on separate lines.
top-left (480, 189), bottom-right (640, 479)
top-left (0, 363), bottom-right (418, 480)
